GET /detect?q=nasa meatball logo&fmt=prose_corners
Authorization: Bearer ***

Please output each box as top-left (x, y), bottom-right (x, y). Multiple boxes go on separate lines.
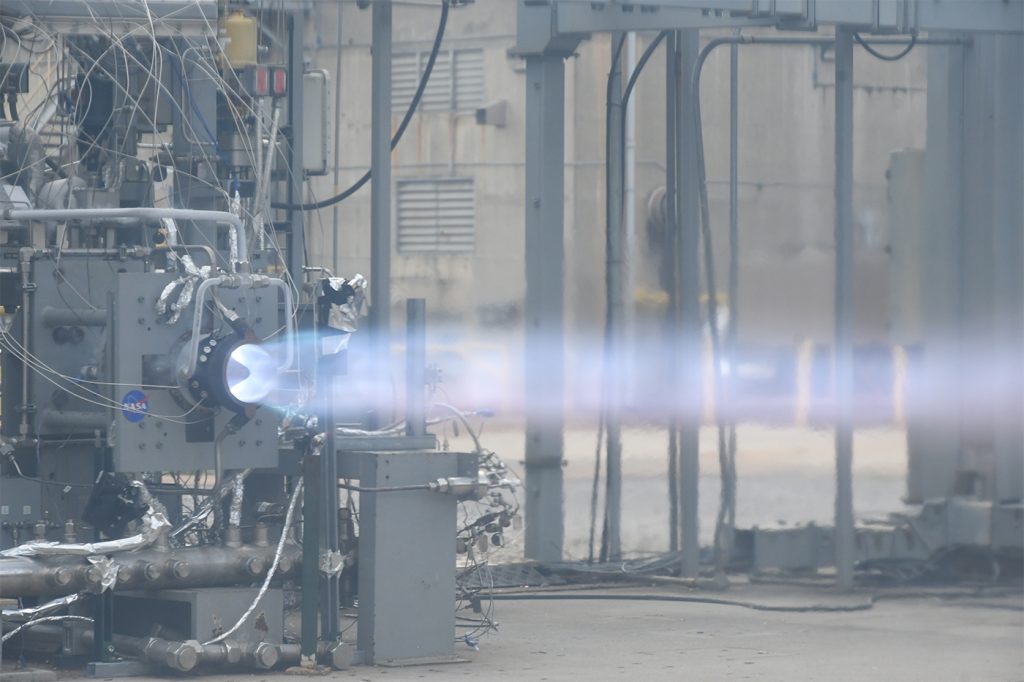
top-left (120, 390), bottom-right (149, 422)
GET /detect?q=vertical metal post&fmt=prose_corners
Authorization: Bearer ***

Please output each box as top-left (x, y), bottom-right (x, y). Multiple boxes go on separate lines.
top-left (676, 29), bottom-right (701, 578)
top-left (605, 33), bottom-right (625, 562)
top-left (728, 43), bottom-right (739, 361)
top-left (725, 39), bottom-right (740, 556)
top-left (833, 27), bottom-right (856, 590)
top-left (319, 296), bottom-right (340, 640)
top-left (524, 54), bottom-right (566, 562)
top-left (406, 299), bottom-right (426, 438)
top-left (331, 3), bottom-right (344, 274)
top-left (664, 32), bottom-right (679, 554)
top-left (287, 11), bottom-right (306, 280)
top-left (93, 451), bottom-right (114, 663)
top-left (301, 450), bottom-right (321, 665)
top-left (369, 0), bottom-right (392, 429)
top-left (93, 293), bottom-right (117, 664)
top-left (920, 34), bottom-right (964, 501)
top-left (624, 32), bottom-right (638, 406)
top-left (991, 34), bottom-right (1024, 502)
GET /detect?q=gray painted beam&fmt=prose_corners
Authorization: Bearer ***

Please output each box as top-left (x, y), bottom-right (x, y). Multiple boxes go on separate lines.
top-left (675, 29), bottom-right (701, 578)
top-left (991, 33), bottom-right (1024, 502)
top-left (833, 27), bottom-right (855, 590)
top-left (369, 0), bottom-right (392, 429)
top-left (605, 33), bottom-right (625, 561)
top-left (917, 35), bottom-right (965, 501)
top-left (288, 12), bottom-right (307, 296)
top-left (665, 31), bottom-right (680, 554)
top-left (524, 54), bottom-right (567, 562)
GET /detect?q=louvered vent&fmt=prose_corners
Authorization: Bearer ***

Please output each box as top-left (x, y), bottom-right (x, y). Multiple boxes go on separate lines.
top-left (396, 178), bottom-right (475, 254)
top-left (392, 49), bottom-right (484, 112)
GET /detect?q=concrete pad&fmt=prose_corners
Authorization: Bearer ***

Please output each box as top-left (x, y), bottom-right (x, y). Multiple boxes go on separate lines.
top-left (48, 583), bottom-right (1022, 682)
top-left (0, 665), bottom-right (58, 682)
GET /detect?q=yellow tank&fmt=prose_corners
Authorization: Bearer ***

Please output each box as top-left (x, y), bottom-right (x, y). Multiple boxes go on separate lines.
top-left (223, 10), bottom-right (258, 67)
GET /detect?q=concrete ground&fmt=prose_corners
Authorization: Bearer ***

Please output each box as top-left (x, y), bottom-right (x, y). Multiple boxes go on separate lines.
top-left (48, 583), bottom-right (1021, 682)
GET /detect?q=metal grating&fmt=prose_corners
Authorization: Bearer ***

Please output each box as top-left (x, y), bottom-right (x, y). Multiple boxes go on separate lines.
top-left (392, 48), bottom-right (483, 112)
top-left (396, 177), bottom-right (475, 253)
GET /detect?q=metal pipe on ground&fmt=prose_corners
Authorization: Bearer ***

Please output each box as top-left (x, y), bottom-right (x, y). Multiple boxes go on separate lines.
top-left (6, 625), bottom-right (281, 672)
top-left (0, 543), bottom-right (301, 598)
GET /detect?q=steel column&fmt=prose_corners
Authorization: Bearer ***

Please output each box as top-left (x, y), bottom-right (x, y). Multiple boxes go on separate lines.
top-left (665, 31), bottom-right (680, 554)
top-left (675, 29), bottom-right (701, 578)
top-left (406, 299), bottom-right (427, 438)
top-left (724, 38), bottom-right (740, 563)
top-left (369, 0), bottom-right (393, 429)
top-left (524, 54), bottom-right (567, 562)
top-left (833, 27), bottom-right (856, 590)
top-left (320, 329), bottom-right (341, 639)
top-left (300, 453), bottom-right (320, 666)
top-left (991, 33), bottom-right (1024, 502)
top-left (918, 34), bottom-right (965, 501)
top-left (604, 33), bottom-right (626, 561)
top-left (287, 11), bottom-right (307, 280)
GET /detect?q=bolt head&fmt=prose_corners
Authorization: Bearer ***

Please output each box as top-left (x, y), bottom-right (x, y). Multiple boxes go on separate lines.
top-left (167, 560), bottom-right (190, 580)
top-left (252, 642), bottom-right (279, 669)
top-left (168, 642), bottom-right (200, 672)
top-left (143, 562), bottom-right (163, 581)
top-left (221, 640), bottom-right (242, 664)
top-left (245, 556), bottom-right (266, 575)
top-left (52, 566), bottom-right (74, 586)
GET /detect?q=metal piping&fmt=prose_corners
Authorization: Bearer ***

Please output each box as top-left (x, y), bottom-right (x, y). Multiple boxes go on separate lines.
top-left (2, 208), bottom-right (249, 272)
top-left (183, 274), bottom-right (295, 379)
top-left (6, 625), bottom-right (281, 672)
top-left (0, 542), bottom-right (301, 599)
top-left (18, 247), bottom-right (33, 438)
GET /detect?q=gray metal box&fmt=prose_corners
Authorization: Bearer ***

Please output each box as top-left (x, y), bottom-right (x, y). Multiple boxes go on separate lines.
top-left (0, 476), bottom-right (42, 549)
top-left (115, 588), bottom-right (283, 644)
top-left (753, 524), bottom-right (832, 572)
top-left (349, 450), bottom-right (468, 665)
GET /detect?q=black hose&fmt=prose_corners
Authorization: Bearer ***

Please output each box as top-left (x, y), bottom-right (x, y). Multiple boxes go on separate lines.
top-left (485, 591), bottom-right (876, 613)
top-left (7, 94), bottom-right (18, 121)
top-left (854, 31), bottom-right (918, 61)
top-left (690, 39), bottom-right (737, 579)
top-left (591, 31), bottom-right (671, 564)
top-left (271, 0), bottom-right (450, 212)
top-left (594, 32), bottom-right (628, 565)
top-left (622, 31), bottom-right (669, 110)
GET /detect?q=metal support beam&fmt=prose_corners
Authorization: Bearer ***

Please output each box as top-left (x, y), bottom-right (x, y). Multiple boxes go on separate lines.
top-left (675, 29), bottom-right (701, 578)
top-left (665, 31), bottom-right (680, 554)
top-left (287, 11), bottom-right (306, 280)
top-left (300, 453), bottom-right (320, 665)
top-left (320, 322), bottom-right (341, 640)
top-left (833, 27), bottom-right (856, 590)
top-left (406, 299), bottom-right (427, 438)
top-left (604, 33), bottom-right (625, 562)
top-left (916, 34), bottom-right (965, 502)
top-left (524, 54), bottom-right (567, 562)
top-left (991, 33), bottom-right (1024, 502)
top-left (369, 0), bottom-right (393, 429)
